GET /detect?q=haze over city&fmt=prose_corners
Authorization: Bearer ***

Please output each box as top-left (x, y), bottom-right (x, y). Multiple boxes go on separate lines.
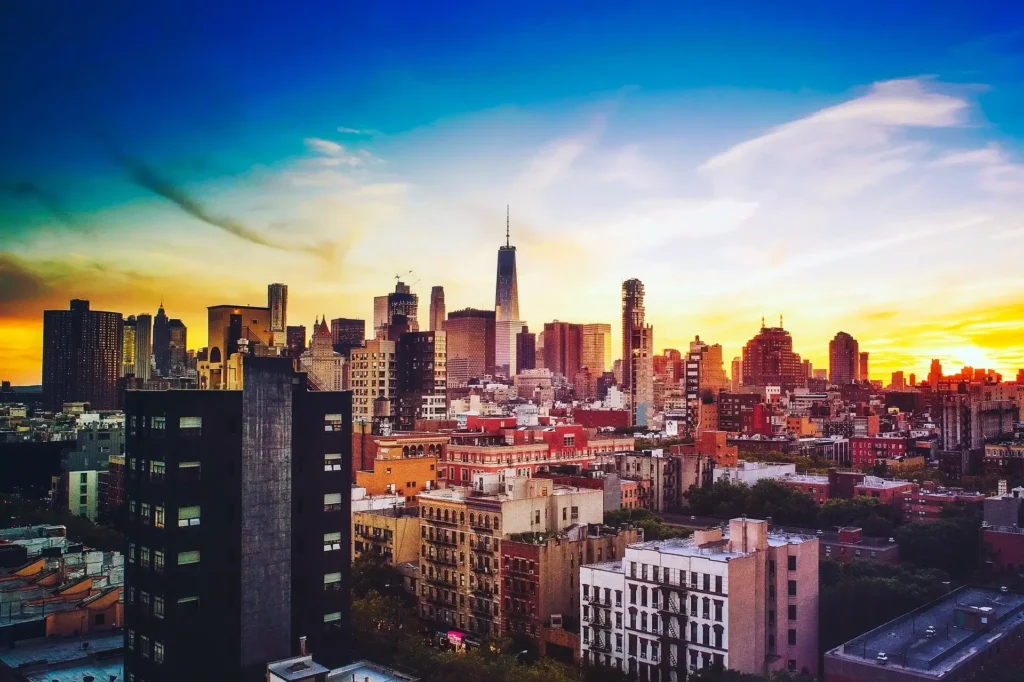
top-left (3, 2), bottom-right (1024, 385)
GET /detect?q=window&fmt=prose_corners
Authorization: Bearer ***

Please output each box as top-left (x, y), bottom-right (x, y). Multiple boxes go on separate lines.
top-left (324, 493), bottom-right (343, 512)
top-left (324, 532), bottom-right (342, 551)
top-left (177, 550), bottom-right (200, 566)
top-left (715, 575), bottom-right (722, 593)
top-left (154, 550), bottom-right (164, 573)
top-left (788, 605), bottom-right (797, 620)
top-left (154, 596), bottom-right (164, 619)
top-left (140, 546), bottom-right (151, 566)
top-left (151, 460), bottom-right (166, 479)
top-left (178, 506), bottom-right (201, 527)
top-left (787, 580), bottom-right (797, 597)
top-left (141, 503), bottom-right (150, 520)
top-left (140, 634), bottom-right (150, 658)
top-left (702, 597), bottom-right (710, 619)
top-left (141, 591), bottom-right (151, 609)
top-left (151, 416), bottom-right (165, 430)
top-left (128, 629), bottom-right (135, 650)
top-left (324, 572), bottom-right (342, 591)
top-left (788, 660), bottom-right (797, 672)
top-left (788, 629), bottom-right (797, 646)
top-left (154, 641), bottom-right (165, 664)
top-left (128, 587), bottom-right (135, 604)
top-left (325, 414), bottom-right (344, 431)
top-left (324, 453), bottom-right (343, 471)
top-left (703, 574), bottom-right (710, 591)
top-left (128, 543), bottom-right (136, 563)
top-left (787, 555), bottom-right (797, 571)
top-left (154, 506), bottom-right (165, 528)
top-left (714, 600), bottom-right (723, 622)
top-left (324, 611), bottom-right (342, 623)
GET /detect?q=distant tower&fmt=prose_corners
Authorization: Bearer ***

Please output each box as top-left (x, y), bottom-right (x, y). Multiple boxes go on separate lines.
top-left (859, 352), bottom-right (870, 384)
top-left (268, 283), bottom-right (288, 345)
top-left (42, 299), bottom-right (123, 410)
top-left (134, 313), bottom-right (152, 381)
top-left (829, 331), bottom-right (859, 385)
top-left (153, 301), bottom-right (170, 376)
top-left (122, 315), bottom-right (137, 378)
top-left (622, 279), bottom-right (654, 427)
top-left (429, 286), bottom-right (446, 332)
top-left (495, 205), bottom-right (520, 322)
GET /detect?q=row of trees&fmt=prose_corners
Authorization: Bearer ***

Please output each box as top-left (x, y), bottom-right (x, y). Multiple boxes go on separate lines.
top-left (0, 495), bottom-right (125, 552)
top-left (603, 508), bottom-right (689, 540)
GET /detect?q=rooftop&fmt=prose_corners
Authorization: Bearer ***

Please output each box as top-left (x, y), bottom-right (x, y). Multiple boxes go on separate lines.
top-left (828, 587), bottom-right (1024, 677)
top-left (0, 631), bottom-right (123, 682)
top-left (784, 474), bottom-right (830, 484)
top-left (267, 655), bottom-right (331, 681)
top-left (858, 476), bottom-right (915, 489)
top-left (328, 660), bottom-right (419, 682)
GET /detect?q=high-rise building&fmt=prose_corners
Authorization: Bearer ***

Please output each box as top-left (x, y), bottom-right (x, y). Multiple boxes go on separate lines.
top-left (741, 320), bottom-right (803, 390)
top-left (123, 315), bottom-right (138, 378)
top-left (330, 318), bottom-right (365, 355)
top-left (828, 331), bottom-right (859, 385)
top-left (582, 323), bottom-right (612, 374)
top-left (495, 207), bottom-right (520, 322)
top-left (396, 331), bottom-right (447, 429)
top-left (301, 318), bottom-right (347, 391)
top-left (268, 282), bottom-right (288, 345)
top-left (349, 339), bottom-right (397, 428)
top-left (42, 299), bottom-right (123, 411)
top-left (890, 371), bottom-right (906, 390)
top-left (204, 305), bottom-right (272, 388)
top-left (929, 359), bottom-right (943, 388)
top-left (495, 320), bottom-right (526, 377)
top-left (445, 308), bottom-right (496, 379)
top-left (372, 296), bottom-right (389, 339)
top-left (684, 337), bottom-right (728, 432)
top-left (516, 327), bottom-right (536, 373)
top-left (731, 357), bottom-right (742, 392)
top-left (542, 321), bottom-right (583, 378)
top-left (429, 286), bottom-right (446, 332)
top-left (386, 281), bottom-right (419, 331)
top-left (579, 517), bottom-right (819, 680)
top-left (859, 352), bottom-right (869, 383)
top-left (286, 325), bottom-right (307, 361)
top-left (153, 302), bottom-right (170, 376)
top-left (135, 313), bottom-right (153, 382)
top-left (168, 319), bottom-right (187, 376)
top-left (622, 279), bottom-right (654, 427)
top-left (123, 357), bottom-right (352, 682)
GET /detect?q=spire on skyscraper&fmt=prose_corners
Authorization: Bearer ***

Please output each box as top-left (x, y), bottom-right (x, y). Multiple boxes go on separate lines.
top-left (506, 204), bottom-right (510, 248)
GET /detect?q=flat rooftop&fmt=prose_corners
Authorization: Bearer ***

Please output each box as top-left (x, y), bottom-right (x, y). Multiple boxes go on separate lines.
top-left (626, 530), bottom-right (815, 562)
top-left (328, 660), bottom-right (418, 682)
top-left (0, 631), bottom-right (123, 682)
top-left (784, 474), bottom-right (830, 484)
top-left (828, 587), bottom-right (1024, 676)
top-left (858, 476), bottom-right (914, 489)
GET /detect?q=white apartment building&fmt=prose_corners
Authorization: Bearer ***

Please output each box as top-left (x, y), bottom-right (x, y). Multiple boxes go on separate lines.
top-left (580, 518), bottom-right (819, 682)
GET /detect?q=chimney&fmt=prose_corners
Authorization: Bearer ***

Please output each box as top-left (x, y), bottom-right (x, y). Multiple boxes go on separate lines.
top-left (299, 635), bottom-right (308, 656)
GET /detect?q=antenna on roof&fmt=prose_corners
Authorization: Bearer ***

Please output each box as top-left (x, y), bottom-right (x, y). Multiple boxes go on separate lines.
top-left (506, 204), bottom-right (510, 248)
top-left (780, 314), bottom-right (783, 328)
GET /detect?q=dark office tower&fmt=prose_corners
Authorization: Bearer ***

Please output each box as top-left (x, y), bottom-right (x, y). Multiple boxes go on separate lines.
top-left (123, 357), bottom-right (352, 682)
top-left (495, 206), bottom-right (519, 322)
top-left (330, 318), bottom-right (365, 355)
top-left (396, 331), bottom-right (447, 429)
top-left (42, 299), bottom-right (123, 411)
top-left (268, 283), bottom-right (288, 343)
top-left (622, 279), bottom-right (654, 426)
top-left (153, 303), bottom-right (170, 376)
top-left (123, 316), bottom-right (138, 378)
top-left (286, 325), bottom-right (307, 362)
top-left (445, 308), bottom-right (496, 378)
top-left (541, 321), bottom-right (583, 378)
top-left (133, 314), bottom-right (152, 381)
top-left (387, 281), bottom-right (419, 331)
top-left (828, 331), bottom-right (859, 385)
top-left (859, 351), bottom-right (870, 384)
top-left (429, 286), bottom-right (446, 332)
top-left (168, 320), bottom-right (188, 376)
top-left (516, 326), bottom-right (536, 373)
top-left (741, 319), bottom-right (804, 390)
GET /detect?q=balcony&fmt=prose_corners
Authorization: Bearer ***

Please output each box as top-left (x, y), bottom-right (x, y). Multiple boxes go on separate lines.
top-left (589, 638), bottom-right (613, 653)
top-left (591, 615), bottom-right (613, 630)
top-left (426, 516), bottom-right (459, 528)
top-left (422, 593), bottom-right (455, 608)
top-left (470, 564), bottom-right (494, 575)
top-left (469, 541), bottom-right (496, 554)
top-left (426, 554), bottom-right (459, 567)
top-left (424, 534), bottom-right (459, 547)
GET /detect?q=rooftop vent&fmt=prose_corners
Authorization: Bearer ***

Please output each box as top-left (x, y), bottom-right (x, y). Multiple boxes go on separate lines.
top-left (1001, 586), bottom-right (1009, 593)
top-left (925, 625), bottom-right (936, 638)
top-left (876, 652), bottom-right (889, 666)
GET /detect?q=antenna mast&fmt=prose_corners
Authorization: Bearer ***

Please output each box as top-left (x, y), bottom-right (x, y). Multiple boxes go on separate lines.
top-left (506, 204), bottom-right (510, 248)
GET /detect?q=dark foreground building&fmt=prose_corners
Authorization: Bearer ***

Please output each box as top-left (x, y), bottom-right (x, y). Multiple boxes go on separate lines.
top-left (123, 357), bottom-right (352, 682)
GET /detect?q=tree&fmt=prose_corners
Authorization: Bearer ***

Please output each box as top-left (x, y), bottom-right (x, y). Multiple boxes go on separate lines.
top-left (352, 552), bottom-right (402, 599)
top-left (896, 517), bottom-right (980, 580)
top-left (687, 480), bottom-right (819, 527)
top-left (817, 497), bottom-right (901, 536)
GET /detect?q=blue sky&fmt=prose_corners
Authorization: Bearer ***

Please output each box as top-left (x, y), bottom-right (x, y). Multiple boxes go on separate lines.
top-left (2, 1), bottom-right (1024, 383)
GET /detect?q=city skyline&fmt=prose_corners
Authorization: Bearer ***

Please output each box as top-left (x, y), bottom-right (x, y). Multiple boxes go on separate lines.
top-left (4, 2), bottom-right (1024, 384)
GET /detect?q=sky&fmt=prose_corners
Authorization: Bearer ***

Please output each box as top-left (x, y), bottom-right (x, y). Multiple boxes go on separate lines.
top-left (2, 1), bottom-right (1024, 385)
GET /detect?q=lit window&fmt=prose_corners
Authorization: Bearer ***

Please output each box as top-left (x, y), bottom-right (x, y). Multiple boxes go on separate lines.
top-left (323, 532), bottom-right (342, 551)
top-left (177, 550), bottom-right (200, 566)
top-left (324, 572), bottom-right (342, 591)
top-left (154, 506), bottom-right (165, 528)
top-left (154, 596), bottom-right (164, 619)
top-left (140, 634), bottom-right (150, 658)
top-left (178, 506), bottom-right (201, 527)
top-left (324, 493), bottom-right (343, 512)
top-left (128, 543), bottom-right (136, 563)
top-left (128, 629), bottom-right (135, 650)
top-left (154, 550), bottom-right (165, 573)
top-left (141, 503), bottom-right (150, 520)
top-left (151, 416), bottom-right (165, 430)
top-left (140, 546), bottom-right (150, 566)
top-left (179, 416), bottom-right (202, 432)
top-left (324, 611), bottom-right (342, 623)
top-left (324, 414), bottom-right (343, 432)
top-left (154, 641), bottom-right (165, 664)
top-left (141, 591), bottom-right (150, 609)
top-left (324, 453), bottom-right (343, 471)
top-left (151, 460), bottom-right (166, 478)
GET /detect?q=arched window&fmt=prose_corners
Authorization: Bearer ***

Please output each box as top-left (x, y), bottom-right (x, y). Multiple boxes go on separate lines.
top-left (210, 347), bottom-right (222, 363)
top-left (444, 509), bottom-right (449, 522)
top-left (403, 446), bottom-right (410, 457)
top-left (460, 511), bottom-right (465, 524)
top-left (469, 513), bottom-right (475, 525)
top-left (417, 445), bottom-right (425, 456)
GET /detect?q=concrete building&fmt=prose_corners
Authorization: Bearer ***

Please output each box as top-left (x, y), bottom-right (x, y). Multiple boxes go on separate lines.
top-left (712, 460), bottom-right (796, 485)
top-left (542, 321), bottom-right (583, 378)
top-left (854, 477), bottom-right (917, 504)
top-left (819, 527), bottom-right (900, 564)
top-left (329, 317), bottom-right (364, 355)
top-left (858, 352), bottom-right (869, 384)
top-left (167, 318), bottom-right (188, 377)
top-left (123, 358), bottom-right (353, 682)
top-left (515, 368), bottom-right (555, 403)
top-left (373, 295), bottom-right (389, 339)
top-left (446, 308), bottom-right (496, 380)
top-left (62, 422), bottom-right (125, 521)
top-left (134, 313), bottom-right (152, 382)
top-left (429, 286), bottom-right (446, 332)
top-left (595, 452), bottom-right (679, 512)
top-left (354, 441), bottom-right (439, 505)
top-left (417, 479), bottom-right (604, 643)
top-left (300, 317), bottom-right (346, 391)
top-left (496, 319), bottom-right (527, 377)
top-left (42, 299), bottom-right (123, 411)
top-left (580, 518), bottom-right (819, 680)
top-left (286, 325), bottom-right (306, 361)
top-left (582, 324), bottom-right (613, 375)
top-left (622, 280), bottom-right (654, 427)
top-left (0, 630), bottom-right (124, 682)
top-left (824, 586), bottom-right (1024, 682)
top-left (387, 281), bottom-right (420, 332)
top-left (353, 506), bottom-right (421, 565)
top-left (829, 332), bottom-right (859, 385)
top-left (266, 656), bottom-right (419, 682)
top-left (153, 302), bottom-right (170, 377)
top-left (348, 339), bottom-right (397, 429)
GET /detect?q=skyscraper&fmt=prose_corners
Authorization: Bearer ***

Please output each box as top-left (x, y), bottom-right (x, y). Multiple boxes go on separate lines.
top-left (741, 319), bottom-right (804, 390)
top-left (542, 321), bottom-right (583, 378)
top-left (429, 286), bottom-right (446, 332)
top-left (372, 296), bottom-right (389, 339)
top-left (445, 308), bottom-right (496, 379)
top-left (268, 282), bottom-right (288, 344)
top-left (153, 302), bottom-right (170, 376)
top-left (387, 281), bottom-right (419, 331)
top-left (828, 331), bottom-right (859, 385)
top-left (516, 327), bottom-right (536, 373)
top-left (123, 357), bottom-right (353, 682)
top-left (168, 319), bottom-right (187, 376)
top-left (301, 317), bottom-right (346, 391)
top-left (581, 323), bottom-right (612, 374)
top-left (123, 315), bottom-right (138, 377)
top-left (495, 320), bottom-right (526, 377)
top-left (731, 357), bottom-right (742, 391)
top-left (859, 351), bottom-right (870, 383)
top-left (622, 279), bottom-right (654, 427)
top-left (286, 325), bottom-right (307, 361)
top-left (396, 331), bottom-right (447, 429)
top-left (330, 318), bottom-right (365, 355)
top-left (42, 299), bottom-right (123, 410)
top-left (135, 313), bottom-right (152, 381)
top-left (495, 206), bottom-right (520, 322)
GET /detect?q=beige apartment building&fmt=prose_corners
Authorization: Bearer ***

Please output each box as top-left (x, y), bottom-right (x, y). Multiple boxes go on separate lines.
top-left (417, 477), bottom-right (604, 643)
top-left (353, 507), bottom-right (421, 566)
top-left (349, 339), bottom-right (397, 423)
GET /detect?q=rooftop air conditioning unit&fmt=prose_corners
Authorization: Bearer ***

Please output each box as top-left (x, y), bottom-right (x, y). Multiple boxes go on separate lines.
top-left (877, 653), bottom-right (889, 666)
top-left (925, 625), bottom-right (936, 638)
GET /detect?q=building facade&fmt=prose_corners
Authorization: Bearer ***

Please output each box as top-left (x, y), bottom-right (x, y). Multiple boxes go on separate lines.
top-left (622, 280), bottom-right (654, 427)
top-left (349, 339), bottom-right (397, 428)
top-left (42, 299), bottom-right (124, 411)
top-left (330, 318), bottom-right (365, 355)
top-left (268, 283), bottom-right (288, 345)
top-left (495, 212), bottom-right (520, 323)
top-left (828, 332), bottom-right (859, 385)
top-left (300, 317), bottom-right (347, 391)
top-left (582, 324), bottom-right (613, 375)
top-left (446, 309), bottom-right (496, 380)
top-left (741, 323), bottom-right (803, 390)
top-left (429, 286), bottom-right (446, 332)
top-left (396, 331), bottom-right (447, 430)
